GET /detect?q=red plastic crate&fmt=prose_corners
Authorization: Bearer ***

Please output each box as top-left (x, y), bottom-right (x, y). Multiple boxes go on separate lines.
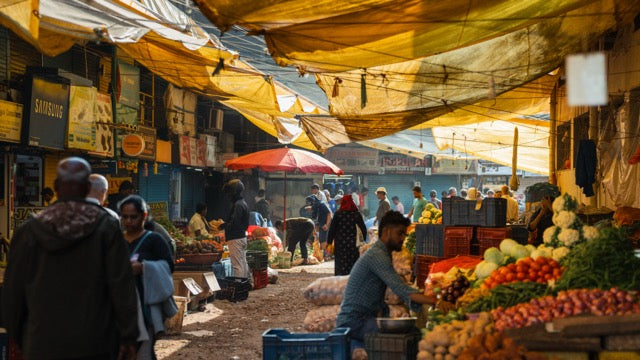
top-left (252, 268), bottom-right (268, 290)
top-left (444, 227), bottom-right (474, 258)
top-left (415, 255), bottom-right (444, 289)
top-left (477, 227), bottom-right (512, 255)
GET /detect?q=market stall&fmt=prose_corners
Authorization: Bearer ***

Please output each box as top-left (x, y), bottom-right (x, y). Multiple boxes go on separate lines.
top-left (271, 193), bottom-right (640, 360)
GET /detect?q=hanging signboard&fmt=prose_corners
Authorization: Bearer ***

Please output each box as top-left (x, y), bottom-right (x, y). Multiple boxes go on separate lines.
top-left (0, 100), bottom-right (23, 143)
top-left (432, 159), bottom-right (478, 174)
top-left (325, 145), bottom-right (378, 173)
top-left (121, 134), bottom-right (145, 157)
top-left (178, 135), bottom-right (193, 165)
top-left (379, 154), bottom-right (431, 174)
top-left (116, 61), bottom-right (140, 109)
top-left (148, 201), bottom-right (169, 219)
top-left (24, 75), bottom-right (69, 149)
top-left (137, 126), bottom-right (156, 161)
top-left (67, 86), bottom-right (97, 151)
top-left (156, 139), bottom-right (172, 164)
top-left (91, 93), bottom-right (114, 157)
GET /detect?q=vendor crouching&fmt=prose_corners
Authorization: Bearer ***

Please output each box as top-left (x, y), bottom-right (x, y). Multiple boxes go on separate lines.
top-left (336, 210), bottom-right (439, 349)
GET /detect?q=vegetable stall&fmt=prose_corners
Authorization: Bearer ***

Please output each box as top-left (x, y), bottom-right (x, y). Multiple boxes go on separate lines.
top-left (292, 194), bottom-right (640, 359)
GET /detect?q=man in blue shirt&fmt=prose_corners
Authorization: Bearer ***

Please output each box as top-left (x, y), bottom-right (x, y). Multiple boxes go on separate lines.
top-left (336, 211), bottom-right (438, 345)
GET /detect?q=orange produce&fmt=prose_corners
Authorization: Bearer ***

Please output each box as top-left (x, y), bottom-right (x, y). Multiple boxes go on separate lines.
top-left (481, 257), bottom-right (564, 290)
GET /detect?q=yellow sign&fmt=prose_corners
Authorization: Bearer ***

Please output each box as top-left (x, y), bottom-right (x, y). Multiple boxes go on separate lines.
top-left (67, 86), bottom-right (97, 150)
top-left (107, 177), bottom-right (132, 195)
top-left (0, 99), bottom-right (23, 143)
top-left (121, 134), bottom-right (145, 157)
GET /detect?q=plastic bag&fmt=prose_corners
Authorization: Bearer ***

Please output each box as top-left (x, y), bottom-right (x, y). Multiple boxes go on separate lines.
top-left (303, 276), bottom-right (349, 305)
top-left (303, 305), bottom-right (340, 332)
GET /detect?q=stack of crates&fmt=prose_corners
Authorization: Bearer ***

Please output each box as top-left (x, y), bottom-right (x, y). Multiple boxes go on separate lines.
top-left (246, 250), bottom-right (269, 290)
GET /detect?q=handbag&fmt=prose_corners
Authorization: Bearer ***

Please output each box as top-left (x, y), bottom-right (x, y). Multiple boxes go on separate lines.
top-left (355, 224), bottom-right (365, 248)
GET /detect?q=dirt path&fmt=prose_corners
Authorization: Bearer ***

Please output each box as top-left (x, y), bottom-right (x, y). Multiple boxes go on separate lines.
top-left (157, 261), bottom-right (335, 360)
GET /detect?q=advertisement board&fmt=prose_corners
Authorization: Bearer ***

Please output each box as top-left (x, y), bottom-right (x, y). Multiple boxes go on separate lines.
top-left (25, 75), bottom-right (69, 149)
top-left (67, 85), bottom-right (97, 150)
top-left (379, 154), bottom-right (431, 174)
top-left (91, 93), bottom-right (114, 157)
top-left (0, 100), bottom-right (22, 143)
top-left (325, 146), bottom-right (378, 173)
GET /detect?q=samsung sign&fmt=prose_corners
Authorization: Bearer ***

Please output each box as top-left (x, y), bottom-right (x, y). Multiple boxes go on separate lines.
top-left (24, 74), bottom-right (70, 149)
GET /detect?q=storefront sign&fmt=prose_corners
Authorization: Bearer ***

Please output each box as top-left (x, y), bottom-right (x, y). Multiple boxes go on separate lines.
top-left (432, 159), bottom-right (478, 174)
top-left (137, 126), bottom-right (156, 161)
top-left (91, 93), bottom-right (114, 157)
top-left (325, 146), bottom-right (378, 173)
top-left (117, 62), bottom-right (140, 109)
top-left (178, 136), bottom-right (207, 167)
top-left (0, 99), bottom-right (23, 143)
top-left (67, 86), bottom-right (97, 151)
top-left (148, 201), bottom-right (168, 219)
top-left (200, 134), bottom-right (216, 167)
top-left (25, 75), bottom-right (69, 149)
top-left (156, 139), bottom-right (172, 164)
top-left (13, 207), bottom-right (44, 230)
top-left (107, 176), bottom-right (132, 195)
top-left (379, 154), bottom-right (430, 174)
top-left (121, 134), bottom-right (145, 157)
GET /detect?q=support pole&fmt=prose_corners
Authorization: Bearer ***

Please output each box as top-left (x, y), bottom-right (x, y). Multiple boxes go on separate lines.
top-left (549, 83), bottom-right (558, 185)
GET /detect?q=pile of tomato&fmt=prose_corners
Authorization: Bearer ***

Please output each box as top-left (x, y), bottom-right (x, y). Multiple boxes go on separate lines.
top-left (481, 257), bottom-right (564, 290)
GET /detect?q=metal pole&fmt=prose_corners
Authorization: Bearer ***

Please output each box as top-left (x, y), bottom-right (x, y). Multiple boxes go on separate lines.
top-left (283, 171), bottom-right (287, 248)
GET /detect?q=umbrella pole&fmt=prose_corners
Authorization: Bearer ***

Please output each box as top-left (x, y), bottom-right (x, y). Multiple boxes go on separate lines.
top-left (283, 171), bottom-right (287, 250)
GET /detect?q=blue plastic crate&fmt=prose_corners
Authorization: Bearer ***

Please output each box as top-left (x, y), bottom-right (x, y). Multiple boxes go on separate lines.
top-left (263, 328), bottom-right (351, 360)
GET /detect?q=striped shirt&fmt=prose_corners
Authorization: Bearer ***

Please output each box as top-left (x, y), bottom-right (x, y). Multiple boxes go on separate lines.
top-left (336, 240), bottom-right (420, 327)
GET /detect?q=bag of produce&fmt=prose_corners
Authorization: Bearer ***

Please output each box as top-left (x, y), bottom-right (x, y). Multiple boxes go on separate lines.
top-left (303, 276), bottom-right (349, 305)
top-left (267, 267), bottom-right (278, 284)
top-left (303, 305), bottom-right (340, 332)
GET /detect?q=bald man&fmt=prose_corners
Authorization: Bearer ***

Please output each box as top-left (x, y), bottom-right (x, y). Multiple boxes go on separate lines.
top-left (2, 157), bottom-right (139, 360)
top-left (87, 173), bottom-right (120, 219)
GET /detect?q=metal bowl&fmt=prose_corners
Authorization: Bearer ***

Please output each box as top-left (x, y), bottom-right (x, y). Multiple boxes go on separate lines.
top-left (376, 317), bottom-right (417, 333)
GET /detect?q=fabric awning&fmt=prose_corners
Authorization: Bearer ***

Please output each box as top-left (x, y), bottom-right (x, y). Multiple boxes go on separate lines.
top-left (193, 0), bottom-right (593, 72)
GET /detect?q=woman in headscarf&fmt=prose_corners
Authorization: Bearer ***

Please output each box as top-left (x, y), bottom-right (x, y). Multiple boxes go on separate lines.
top-left (327, 194), bottom-right (367, 276)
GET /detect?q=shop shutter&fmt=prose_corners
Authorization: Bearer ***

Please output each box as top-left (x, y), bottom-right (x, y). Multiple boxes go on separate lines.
top-left (366, 174), bottom-right (458, 216)
top-left (9, 32), bottom-right (41, 81)
top-left (180, 170), bottom-right (205, 218)
top-left (139, 163), bottom-right (172, 204)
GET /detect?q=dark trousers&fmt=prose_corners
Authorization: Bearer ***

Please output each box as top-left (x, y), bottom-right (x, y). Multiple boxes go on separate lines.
top-left (287, 224), bottom-right (314, 260)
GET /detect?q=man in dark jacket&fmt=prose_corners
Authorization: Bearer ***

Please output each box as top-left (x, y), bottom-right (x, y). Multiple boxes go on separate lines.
top-left (306, 195), bottom-right (332, 258)
top-left (220, 179), bottom-right (250, 279)
top-left (1, 157), bottom-right (138, 360)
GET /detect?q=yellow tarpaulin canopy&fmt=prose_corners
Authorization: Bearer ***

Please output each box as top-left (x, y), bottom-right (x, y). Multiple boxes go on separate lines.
top-left (0, 0), bottom-right (40, 50)
top-left (431, 119), bottom-right (550, 174)
top-left (194, 0), bottom-right (593, 72)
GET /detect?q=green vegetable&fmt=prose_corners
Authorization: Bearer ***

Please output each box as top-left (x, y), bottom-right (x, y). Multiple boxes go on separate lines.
top-left (483, 247), bottom-right (503, 265)
top-left (499, 239), bottom-right (519, 256)
top-left (510, 244), bottom-right (529, 259)
top-left (475, 261), bottom-right (499, 279)
top-left (426, 308), bottom-right (466, 330)
top-left (247, 239), bottom-right (270, 253)
top-left (464, 282), bottom-right (548, 313)
top-left (555, 226), bottom-right (640, 291)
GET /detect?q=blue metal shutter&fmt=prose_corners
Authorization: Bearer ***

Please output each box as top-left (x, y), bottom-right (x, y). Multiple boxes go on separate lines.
top-left (180, 170), bottom-right (205, 218)
top-left (139, 163), bottom-right (171, 203)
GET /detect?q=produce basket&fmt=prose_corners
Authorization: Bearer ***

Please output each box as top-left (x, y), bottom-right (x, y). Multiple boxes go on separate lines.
top-left (262, 328), bottom-right (351, 360)
top-left (365, 329), bottom-right (421, 360)
top-left (246, 250), bottom-right (268, 270)
top-left (179, 252), bottom-right (221, 265)
top-left (443, 227), bottom-right (474, 258)
top-left (252, 268), bottom-right (268, 290)
top-left (415, 224), bottom-right (444, 256)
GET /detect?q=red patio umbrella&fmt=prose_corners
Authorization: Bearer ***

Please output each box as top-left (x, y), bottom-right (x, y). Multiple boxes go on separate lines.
top-left (225, 147), bottom-right (343, 241)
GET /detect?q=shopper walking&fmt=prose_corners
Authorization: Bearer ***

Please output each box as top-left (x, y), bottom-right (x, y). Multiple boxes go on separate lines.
top-left (327, 195), bottom-right (367, 276)
top-left (391, 196), bottom-right (405, 214)
top-left (428, 190), bottom-right (442, 210)
top-left (407, 186), bottom-right (429, 223)
top-left (220, 179), bottom-right (250, 279)
top-left (2, 157), bottom-right (139, 360)
top-left (119, 195), bottom-right (175, 360)
top-left (305, 195), bottom-right (332, 258)
top-left (374, 187), bottom-right (391, 226)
